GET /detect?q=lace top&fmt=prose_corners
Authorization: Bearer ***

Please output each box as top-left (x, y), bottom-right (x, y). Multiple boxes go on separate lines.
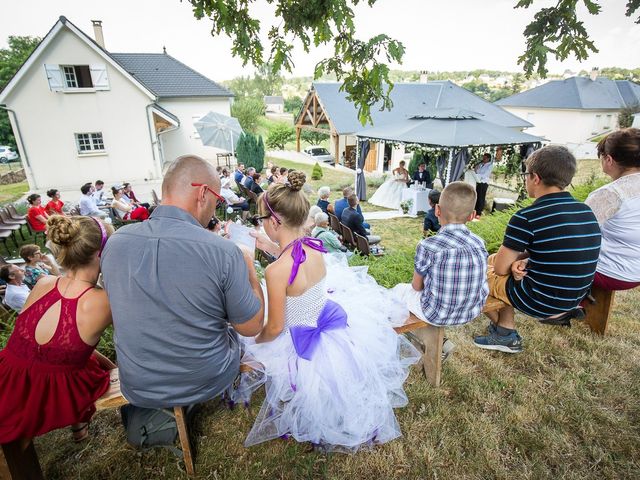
top-left (6, 278), bottom-right (98, 368)
top-left (585, 173), bottom-right (640, 224)
top-left (284, 279), bottom-right (327, 331)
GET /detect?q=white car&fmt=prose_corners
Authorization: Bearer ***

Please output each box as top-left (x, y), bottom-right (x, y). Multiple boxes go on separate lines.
top-left (304, 146), bottom-right (334, 164)
top-left (0, 146), bottom-right (19, 163)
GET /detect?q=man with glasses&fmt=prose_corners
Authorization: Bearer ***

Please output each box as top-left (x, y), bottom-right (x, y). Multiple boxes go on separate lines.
top-left (101, 155), bottom-right (264, 413)
top-left (474, 146), bottom-right (601, 353)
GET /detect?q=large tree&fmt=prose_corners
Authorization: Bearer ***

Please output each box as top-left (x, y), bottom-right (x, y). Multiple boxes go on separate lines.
top-left (0, 36), bottom-right (41, 147)
top-left (188, 0), bottom-right (638, 124)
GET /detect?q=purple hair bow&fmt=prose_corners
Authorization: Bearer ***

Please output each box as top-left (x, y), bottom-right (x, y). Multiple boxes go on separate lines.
top-left (290, 300), bottom-right (347, 361)
top-left (286, 236), bottom-right (328, 285)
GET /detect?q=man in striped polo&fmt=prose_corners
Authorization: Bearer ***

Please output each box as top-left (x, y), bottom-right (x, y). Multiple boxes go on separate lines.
top-left (474, 146), bottom-right (601, 353)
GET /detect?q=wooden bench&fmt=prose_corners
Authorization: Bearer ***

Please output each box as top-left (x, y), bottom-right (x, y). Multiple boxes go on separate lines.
top-left (1, 369), bottom-right (196, 479)
top-left (584, 286), bottom-right (618, 335)
top-left (393, 296), bottom-right (507, 387)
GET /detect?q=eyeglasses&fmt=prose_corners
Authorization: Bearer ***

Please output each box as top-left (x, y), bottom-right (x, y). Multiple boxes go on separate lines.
top-left (249, 214), bottom-right (270, 227)
top-left (520, 171), bottom-right (534, 179)
top-left (191, 183), bottom-right (226, 204)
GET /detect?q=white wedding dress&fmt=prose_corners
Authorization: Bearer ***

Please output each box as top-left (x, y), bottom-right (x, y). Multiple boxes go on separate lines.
top-left (368, 171), bottom-right (408, 210)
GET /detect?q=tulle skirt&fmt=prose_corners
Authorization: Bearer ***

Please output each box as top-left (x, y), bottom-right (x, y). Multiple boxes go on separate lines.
top-left (235, 255), bottom-right (421, 452)
top-left (368, 179), bottom-right (408, 210)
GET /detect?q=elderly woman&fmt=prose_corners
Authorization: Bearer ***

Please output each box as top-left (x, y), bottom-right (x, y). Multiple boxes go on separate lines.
top-left (304, 205), bottom-right (323, 235)
top-left (316, 186), bottom-right (332, 214)
top-left (19, 244), bottom-right (61, 289)
top-left (585, 128), bottom-right (640, 291)
top-left (311, 212), bottom-right (348, 253)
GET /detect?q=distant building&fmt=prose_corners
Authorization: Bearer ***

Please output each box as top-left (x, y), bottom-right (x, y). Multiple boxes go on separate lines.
top-left (0, 16), bottom-right (233, 190)
top-left (264, 95), bottom-right (284, 114)
top-left (633, 113), bottom-right (640, 128)
top-left (496, 75), bottom-right (640, 158)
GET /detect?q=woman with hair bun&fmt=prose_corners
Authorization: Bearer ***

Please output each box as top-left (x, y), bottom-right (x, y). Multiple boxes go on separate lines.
top-left (45, 188), bottom-right (65, 216)
top-left (26, 193), bottom-right (48, 232)
top-left (585, 127), bottom-right (640, 291)
top-left (0, 215), bottom-right (115, 446)
top-left (235, 171), bottom-right (419, 452)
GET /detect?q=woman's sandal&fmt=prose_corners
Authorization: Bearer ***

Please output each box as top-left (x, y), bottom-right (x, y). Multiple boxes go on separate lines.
top-left (70, 422), bottom-right (90, 443)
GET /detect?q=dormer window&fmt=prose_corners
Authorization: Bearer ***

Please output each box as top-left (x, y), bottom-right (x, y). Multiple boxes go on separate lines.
top-left (44, 64), bottom-right (110, 92)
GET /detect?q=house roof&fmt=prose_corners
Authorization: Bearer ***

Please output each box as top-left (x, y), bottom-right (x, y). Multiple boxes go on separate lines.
top-left (264, 95), bottom-right (284, 104)
top-left (495, 77), bottom-right (640, 110)
top-left (110, 53), bottom-right (233, 98)
top-left (305, 82), bottom-right (531, 135)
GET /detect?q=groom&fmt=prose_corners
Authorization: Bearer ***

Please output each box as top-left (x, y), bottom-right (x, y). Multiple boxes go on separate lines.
top-left (412, 163), bottom-right (432, 187)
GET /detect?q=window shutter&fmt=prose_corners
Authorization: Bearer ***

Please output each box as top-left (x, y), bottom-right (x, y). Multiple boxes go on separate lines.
top-left (44, 64), bottom-right (64, 91)
top-left (89, 64), bottom-right (110, 90)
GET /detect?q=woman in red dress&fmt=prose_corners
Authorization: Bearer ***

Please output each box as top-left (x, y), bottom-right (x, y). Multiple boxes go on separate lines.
top-left (0, 215), bottom-right (114, 447)
top-left (45, 188), bottom-right (66, 216)
top-left (26, 193), bottom-right (48, 232)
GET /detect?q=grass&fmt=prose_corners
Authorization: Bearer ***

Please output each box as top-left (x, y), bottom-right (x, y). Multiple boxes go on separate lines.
top-left (8, 160), bottom-right (640, 479)
top-left (0, 181), bottom-right (28, 204)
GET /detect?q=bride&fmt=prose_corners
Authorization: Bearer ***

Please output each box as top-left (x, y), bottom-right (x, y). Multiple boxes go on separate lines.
top-left (368, 160), bottom-right (409, 210)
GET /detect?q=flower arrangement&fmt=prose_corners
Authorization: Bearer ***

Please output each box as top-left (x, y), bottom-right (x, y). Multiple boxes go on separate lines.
top-left (400, 199), bottom-right (413, 214)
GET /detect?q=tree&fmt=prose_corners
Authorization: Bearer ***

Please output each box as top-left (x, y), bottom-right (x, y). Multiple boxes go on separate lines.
top-left (0, 36), bottom-right (41, 148)
top-left (311, 162), bottom-right (323, 180)
top-left (266, 123), bottom-right (295, 150)
top-left (618, 104), bottom-right (640, 128)
top-left (231, 97), bottom-right (265, 133)
top-left (236, 132), bottom-right (264, 171)
top-left (517, 0), bottom-right (640, 77)
top-left (301, 129), bottom-right (329, 145)
top-left (284, 96), bottom-right (304, 114)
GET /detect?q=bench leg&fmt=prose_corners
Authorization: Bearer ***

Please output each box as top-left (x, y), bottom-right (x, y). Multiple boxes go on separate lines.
top-left (1, 441), bottom-right (44, 480)
top-left (584, 287), bottom-right (616, 335)
top-left (174, 407), bottom-right (195, 476)
top-left (413, 323), bottom-right (444, 387)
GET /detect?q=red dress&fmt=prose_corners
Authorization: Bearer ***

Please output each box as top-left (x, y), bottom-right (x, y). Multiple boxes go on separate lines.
top-left (45, 199), bottom-right (64, 215)
top-left (0, 279), bottom-right (110, 443)
top-left (27, 206), bottom-right (47, 232)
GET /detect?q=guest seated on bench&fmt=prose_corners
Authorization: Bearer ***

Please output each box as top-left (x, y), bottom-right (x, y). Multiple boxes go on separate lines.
top-left (341, 194), bottom-right (380, 245)
top-left (0, 215), bottom-right (115, 446)
top-left (423, 189), bottom-right (441, 235)
top-left (27, 193), bottom-right (49, 232)
top-left (304, 205), bottom-right (322, 235)
top-left (112, 185), bottom-right (150, 221)
top-left (0, 264), bottom-right (30, 311)
top-left (316, 186), bottom-right (332, 214)
top-left (394, 181), bottom-right (488, 332)
top-left (474, 146), bottom-right (601, 354)
top-left (122, 182), bottom-right (150, 210)
top-left (79, 183), bottom-right (107, 218)
top-left (311, 212), bottom-right (348, 254)
top-left (45, 189), bottom-right (66, 216)
top-left (19, 244), bottom-right (60, 289)
top-left (220, 182), bottom-right (251, 220)
top-left (584, 128), bottom-right (640, 292)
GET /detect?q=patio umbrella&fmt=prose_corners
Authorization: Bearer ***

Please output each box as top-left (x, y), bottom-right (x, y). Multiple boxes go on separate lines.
top-left (194, 112), bottom-right (244, 156)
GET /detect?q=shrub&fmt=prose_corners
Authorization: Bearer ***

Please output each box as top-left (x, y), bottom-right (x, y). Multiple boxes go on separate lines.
top-left (284, 96), bottom-right (304, 114)
top-left (231, 97), bottom-right (265, 133)
top-left (311, 162), bottom-right (323, 180)
top-left (266, 122), bottom-right (295, 150)
top-left (236, 132), bottom-right (265, 172)
top-left (301, 129), bottom-right (330, 145)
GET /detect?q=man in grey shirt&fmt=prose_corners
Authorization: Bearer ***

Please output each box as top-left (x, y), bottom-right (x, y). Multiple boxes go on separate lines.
top-left (101, 155), bottom-right (264, 408)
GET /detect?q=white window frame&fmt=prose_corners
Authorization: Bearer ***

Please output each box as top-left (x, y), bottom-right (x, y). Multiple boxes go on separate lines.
top-left (75, 132), bottom-right (106, 154)
top-left (62, 65), bottom-right (78, 89)
top-left (44, 64), bottom-right (109, 92)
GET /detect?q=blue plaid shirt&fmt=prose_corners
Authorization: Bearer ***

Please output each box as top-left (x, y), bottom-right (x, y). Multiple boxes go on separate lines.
top-left (414, 223), bottom-right (489, 326)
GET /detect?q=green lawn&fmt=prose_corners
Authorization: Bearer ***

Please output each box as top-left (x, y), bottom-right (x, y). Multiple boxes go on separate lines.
top-left (0, 181), bottom-right (28, 205)
top-left (9, 160), bottom-right (640, 479)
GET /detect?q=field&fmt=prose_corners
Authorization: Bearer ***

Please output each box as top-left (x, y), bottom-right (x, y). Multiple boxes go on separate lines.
top-left (5, 159), bottom-right (640, 479)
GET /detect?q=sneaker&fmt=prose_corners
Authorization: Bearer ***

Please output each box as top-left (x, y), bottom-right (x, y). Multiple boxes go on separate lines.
top-left (473, 329), bottom-right (523, 354)
top-left (442, 338), bottom-right (456, 362)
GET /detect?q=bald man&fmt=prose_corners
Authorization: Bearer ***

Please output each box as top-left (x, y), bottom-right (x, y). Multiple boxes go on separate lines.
top-left (101, 155), bottom-right (264, 410)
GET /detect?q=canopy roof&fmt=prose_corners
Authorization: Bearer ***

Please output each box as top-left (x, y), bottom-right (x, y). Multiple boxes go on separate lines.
top-left (356, 110), bottom-right (543, 148)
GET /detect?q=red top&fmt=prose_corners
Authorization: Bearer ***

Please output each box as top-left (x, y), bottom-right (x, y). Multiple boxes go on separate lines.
top-left (27, 205), bottom-right (47, 232)
top-left (45, 199), bottom-right (64, 215)
top-left (0, 279), bottom-right (110, 443)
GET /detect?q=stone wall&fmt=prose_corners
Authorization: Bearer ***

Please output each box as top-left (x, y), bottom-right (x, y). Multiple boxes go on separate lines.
top-left (0, 169), bottom-right (26, 185)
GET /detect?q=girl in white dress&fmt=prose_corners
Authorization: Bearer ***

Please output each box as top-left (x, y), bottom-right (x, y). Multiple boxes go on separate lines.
top-left (235, 171), bottom-right (420, 452)
top-left (368, 161), bottom-right (409, 210)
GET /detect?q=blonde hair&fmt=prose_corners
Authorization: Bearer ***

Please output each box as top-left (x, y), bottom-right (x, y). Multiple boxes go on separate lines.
top-left (46, 216), bottom-right (113, 270)
top-left (439, 181), bottom-right (476, 223)
top-left (259, 171), bottom-right (310, 227)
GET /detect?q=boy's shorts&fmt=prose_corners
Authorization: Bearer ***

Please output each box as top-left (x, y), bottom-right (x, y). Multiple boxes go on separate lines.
top-left (486, 254), bottom-right (512, 306)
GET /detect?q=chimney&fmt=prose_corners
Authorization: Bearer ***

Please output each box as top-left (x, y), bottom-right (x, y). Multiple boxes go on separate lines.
top-left (91, 20), bottom-right (105, 49)
top-left (419, 70), bottom-right (429, 84)
top-left (590, 67), bottom-right (599, 81)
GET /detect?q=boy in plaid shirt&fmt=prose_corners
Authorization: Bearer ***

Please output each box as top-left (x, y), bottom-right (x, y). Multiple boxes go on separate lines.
top-left (395, 181), bottom-right (488, 330)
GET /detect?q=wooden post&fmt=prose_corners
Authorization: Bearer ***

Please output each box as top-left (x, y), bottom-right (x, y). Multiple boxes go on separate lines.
top-left (174, 407), bottom-right (195, 476)
top-left (412, 323), bottom-right (445, 387)
top-left (584, 287), bottom-right (616, 335)
top-left (333, 134), bottom-right (340, 167)
top-left (1, 441), bottom-right (44, 480)
top-left (295, 126), bottom-right (301, 152)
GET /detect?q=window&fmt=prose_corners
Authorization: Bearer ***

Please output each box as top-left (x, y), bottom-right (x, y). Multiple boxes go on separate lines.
top-left (61, 65), bottom-right (93, 88)
top-left (44, 64), bottom-right (110, 91)
top-left (75, 133), bottom-right (105, 153)
top-left (63, 66), bottom-right (78, 88)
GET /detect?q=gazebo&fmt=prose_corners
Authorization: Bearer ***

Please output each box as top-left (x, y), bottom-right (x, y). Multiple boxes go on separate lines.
top-left (354, 109), bottom-right (543, 200)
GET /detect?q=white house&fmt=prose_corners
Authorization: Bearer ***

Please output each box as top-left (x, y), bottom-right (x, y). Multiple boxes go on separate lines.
top-left (264, 95), bottom-right (284, 114)
top-left (633, 113), bottom-right (640, 128)
top-left (496, 75), bottom-right (640, 158)
top-left (0, 16), bottom-right (233, 191)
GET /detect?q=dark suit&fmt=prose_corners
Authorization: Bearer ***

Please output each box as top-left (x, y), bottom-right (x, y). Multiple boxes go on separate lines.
top-left (412, 170), bottom-right (432, 187)
top-left (341, 207), bottom-right (368, 238)
top-left (335, 198), bottom-right (369, 229)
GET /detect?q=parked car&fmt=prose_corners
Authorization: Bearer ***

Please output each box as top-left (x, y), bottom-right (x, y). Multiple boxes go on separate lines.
top-left (0, 146), bottom-right (19, 163)
top-left (303, 146), bottom-right (334, 164)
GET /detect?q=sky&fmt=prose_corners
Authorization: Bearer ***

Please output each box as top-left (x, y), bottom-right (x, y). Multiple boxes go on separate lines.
top-left (2, 0), bottom-right (639, 82)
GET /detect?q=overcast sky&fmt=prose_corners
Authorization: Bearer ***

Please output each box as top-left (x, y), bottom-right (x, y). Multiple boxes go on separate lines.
top-left (3, 0), bottom-right (639, 81)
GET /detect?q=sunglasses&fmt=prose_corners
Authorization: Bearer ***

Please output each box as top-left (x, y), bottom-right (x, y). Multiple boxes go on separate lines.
top-left (249, 214), bottom-right (270, 227)
top-left (191, 183), bottom-right (226, 204)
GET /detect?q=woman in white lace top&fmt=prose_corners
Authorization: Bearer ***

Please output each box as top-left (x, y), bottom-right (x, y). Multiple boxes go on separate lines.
top-left (585, 128), bottom-right (640, 290)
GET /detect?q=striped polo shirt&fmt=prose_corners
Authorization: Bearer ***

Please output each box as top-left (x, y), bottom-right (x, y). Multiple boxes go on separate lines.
top-left (503, 191), bottom-right (601, 318)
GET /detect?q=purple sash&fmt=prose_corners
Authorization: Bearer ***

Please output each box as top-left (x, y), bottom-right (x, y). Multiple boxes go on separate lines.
top-left (290, 300), bottom-right (347, 360)
top-left (282, 236), bottom-right (327, 285)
